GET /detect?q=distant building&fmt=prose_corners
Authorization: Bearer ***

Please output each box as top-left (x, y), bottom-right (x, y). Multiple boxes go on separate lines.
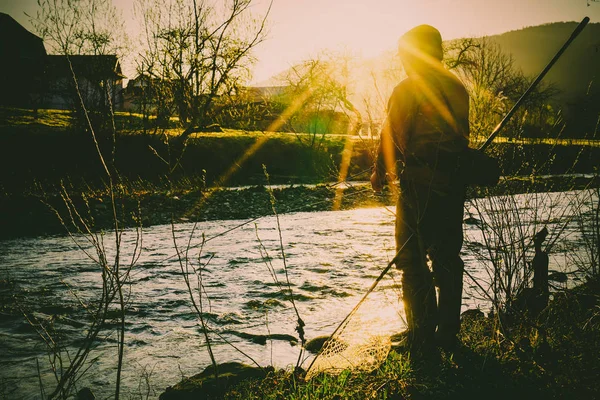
top-left (0, 12), bottom-right (46, 108)
top-left (45, 55), bottom-right (125, 110)
top-left (0, 12), bottom-right (125, 111)
top-left (123, 74), bottom-right (167, 113)
top-left (241, 85), bottom-right (287, 103)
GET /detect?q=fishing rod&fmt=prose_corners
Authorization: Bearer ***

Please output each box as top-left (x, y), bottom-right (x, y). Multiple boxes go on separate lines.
top-left (479, 16), bottom-right (590, 152)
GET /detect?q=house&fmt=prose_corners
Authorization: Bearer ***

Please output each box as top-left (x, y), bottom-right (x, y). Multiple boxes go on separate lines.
top-left (123, 74), bottom-right (169, 113)
top-left (0, 12), bottom-right (46, 108)
top-left (45, 54), bottom-right (125, 111)
top-left (242, 85), bottom-right (287, 103)
top-left (0, 12), bottom-right (125, 111)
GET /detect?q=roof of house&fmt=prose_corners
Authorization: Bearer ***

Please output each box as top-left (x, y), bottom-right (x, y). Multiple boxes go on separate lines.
top-left (126, 74), bottom-right (165, 88)
top-left (46, 54), bottom-right (126, 80)
top-left (0, 12), bottom-right (46, 59)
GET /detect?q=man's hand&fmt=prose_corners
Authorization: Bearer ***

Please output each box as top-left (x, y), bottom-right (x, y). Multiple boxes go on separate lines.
top-left (370, 172), bottom-right (384, 193)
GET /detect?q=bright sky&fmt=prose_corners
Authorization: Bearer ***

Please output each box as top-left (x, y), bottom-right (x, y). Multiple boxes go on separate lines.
top-left (2, 0), bottom-right (599, 83)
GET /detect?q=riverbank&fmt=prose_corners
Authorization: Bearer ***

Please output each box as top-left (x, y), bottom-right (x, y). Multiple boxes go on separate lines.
top-left (160, 275), bottom-right (600, 399)
top-left (1, 174), bottom-right (598, 240)
top-left (0, 183), bottom-right (383, 239)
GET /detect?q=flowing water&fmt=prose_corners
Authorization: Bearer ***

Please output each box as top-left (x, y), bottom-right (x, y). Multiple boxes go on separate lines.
top-left (0, 189), bottom-right (596, 399)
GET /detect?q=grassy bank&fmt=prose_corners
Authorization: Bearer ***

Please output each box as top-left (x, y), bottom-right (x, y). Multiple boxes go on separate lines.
top-left (160, 276), bottom-right (600, 399)
top-left (0, 126), bottom-right (350, 193)
top-left (1, 107), bottom-right (599, 196)
top-left (0, 107), bottom-right (353, 194)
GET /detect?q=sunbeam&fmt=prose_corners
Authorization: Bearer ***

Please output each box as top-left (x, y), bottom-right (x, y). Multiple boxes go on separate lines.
top-left (183, 86), bottom-right (315, 218)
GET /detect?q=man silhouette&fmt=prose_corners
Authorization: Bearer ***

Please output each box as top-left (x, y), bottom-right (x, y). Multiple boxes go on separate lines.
top-left (371, 25), bottom-right (470, 351)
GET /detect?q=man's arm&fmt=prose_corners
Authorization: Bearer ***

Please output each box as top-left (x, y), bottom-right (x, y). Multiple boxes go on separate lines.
top-left (371, 81), bottom-right (416, 192)
top-left (371, 118), bottom-right (392, 192)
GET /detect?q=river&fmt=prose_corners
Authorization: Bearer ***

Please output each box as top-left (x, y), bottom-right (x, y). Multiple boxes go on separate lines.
top-left (0, 188), bottom-right (596, 399)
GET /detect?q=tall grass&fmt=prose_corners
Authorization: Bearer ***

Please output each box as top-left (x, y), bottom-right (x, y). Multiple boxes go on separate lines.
top-left (463, 110), bottom-right (600, 341)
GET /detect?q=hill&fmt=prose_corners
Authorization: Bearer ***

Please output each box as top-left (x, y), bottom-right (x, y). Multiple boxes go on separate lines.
top-left (487, 21), bottom-right (600, 102)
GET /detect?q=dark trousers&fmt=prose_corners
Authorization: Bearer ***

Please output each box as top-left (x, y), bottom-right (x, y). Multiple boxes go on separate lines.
top-left (395, 180), bottom-right (465, 346)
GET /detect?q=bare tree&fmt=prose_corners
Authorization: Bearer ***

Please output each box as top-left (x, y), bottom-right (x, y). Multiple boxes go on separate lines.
top-left (32, 0), bottom-right (127, 56)
top-left (445, 37), bottom-right (557, 141)
top-left (278, 53), bottom-right (361, 147)
top-left (134, 0), bottom-right (271, 137)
